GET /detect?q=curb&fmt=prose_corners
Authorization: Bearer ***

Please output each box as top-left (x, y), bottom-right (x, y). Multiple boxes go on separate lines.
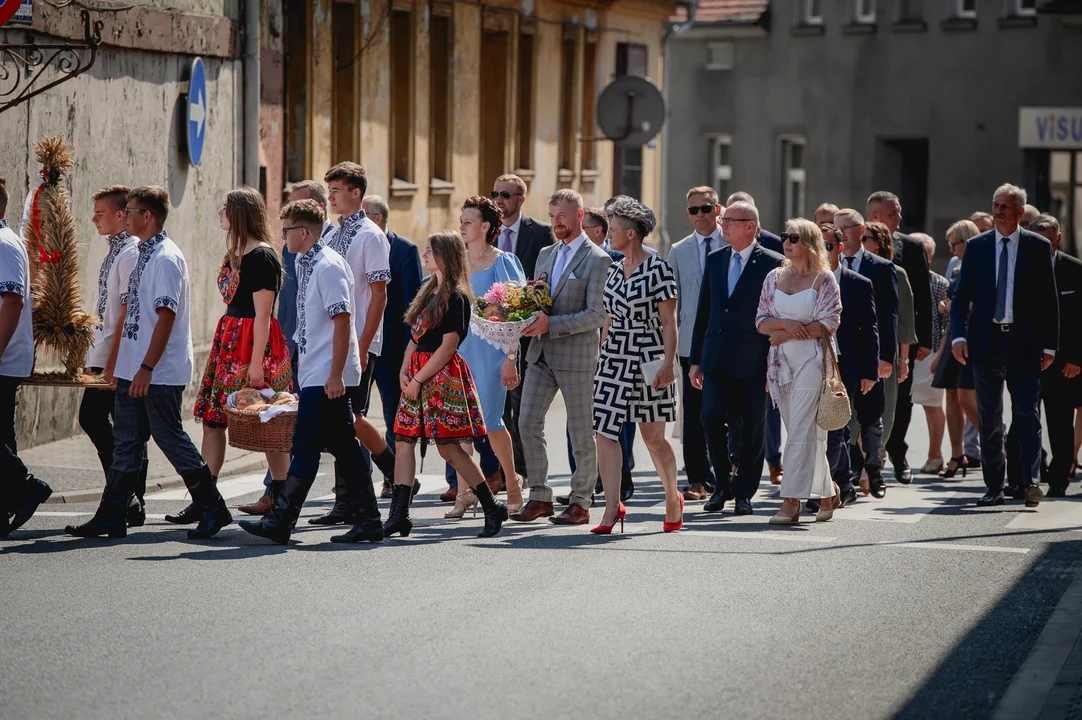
top-left (44, 456), bottom-right (270, 505)
top-left (992, 576), bottom-right (1082, 720)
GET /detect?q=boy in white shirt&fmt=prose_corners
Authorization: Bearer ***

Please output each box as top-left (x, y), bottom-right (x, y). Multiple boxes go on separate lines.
top-left (66, 186), bottom-right (230, 540)
top-left (0, 178), bottom-right (54, 538)
top-left (240, 199), bottom-right (383, 544)
top-left (308, 162), bottom-right (401, 527)
top-left (78, 185), bottom-right (146, 527)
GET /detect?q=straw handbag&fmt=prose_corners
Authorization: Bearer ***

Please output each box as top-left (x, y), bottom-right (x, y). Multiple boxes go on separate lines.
top-left (815, 334), bottom-right (851, 431)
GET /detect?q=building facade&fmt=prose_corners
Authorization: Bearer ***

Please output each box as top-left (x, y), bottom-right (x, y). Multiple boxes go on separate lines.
top-left (0, 0), bottom-right (675, 449)
top-left (663, 0), bottom-right (1082, 260)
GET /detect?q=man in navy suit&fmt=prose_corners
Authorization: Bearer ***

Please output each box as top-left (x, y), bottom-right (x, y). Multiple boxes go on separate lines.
top-left (951, 184), bottom-right (1059, 508)
top-left (724, 191), bottom-right (784, 484)
top-left (819, 223), bottom-right (879, 508)
top-left (689, 201), bottom-right (784, 515)
top-left (362, 195), bottom-right (423, 492)
top-left (834, 208), bottom-right (898, 498)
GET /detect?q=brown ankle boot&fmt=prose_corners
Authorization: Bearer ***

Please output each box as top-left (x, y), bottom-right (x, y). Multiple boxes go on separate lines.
top-left (238, 488), bottom-right (273, 515)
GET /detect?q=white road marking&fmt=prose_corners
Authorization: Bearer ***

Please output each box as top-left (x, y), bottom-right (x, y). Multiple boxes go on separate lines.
top-left (147, 472), bottom-right (268, 501)
top-left (681, 529), bottom-right (836, 543)
top-left (1006, 499), bottom-right (1082, 532)
top-left (876, 541), bottom-right (1030, 554)
top-left (34, 511), bottom-right (91, 517)
top-left (836, 485), bottom-right (958, 524)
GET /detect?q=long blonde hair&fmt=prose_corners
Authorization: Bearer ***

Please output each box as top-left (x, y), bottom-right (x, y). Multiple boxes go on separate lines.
top-left (782, 217), bottom-right (830, 276)
top-left (223, 186), bottom-right (276, 269)
top-left (405, 230), bottom-right (474, 329)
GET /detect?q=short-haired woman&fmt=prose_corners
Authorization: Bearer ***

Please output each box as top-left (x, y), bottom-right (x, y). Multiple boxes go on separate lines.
top-left (590, 198), bottom-right (682, 533)
top-left (932, 219), bottom-right (981, 478)
top-left (756, 219), bottom-right (843, 523)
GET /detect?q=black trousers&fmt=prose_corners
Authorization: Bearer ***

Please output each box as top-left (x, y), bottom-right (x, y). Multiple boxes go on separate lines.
top-left (0, 376), bottom-right (31, 510)
top-left (79, 374), bottom-right (116, 475)
top-left (680, 357), bottom-right (714, 487)
top-left (701, 372), bottom-right (767, 500)
top-left (1039, 371), bottom-right (1079, 490)
top-left (827, 426), bottom-right (854, 494)
top-left (845, 377), bottom-right (886, 479)
top-left (885, 345), bottom-right (917, 463)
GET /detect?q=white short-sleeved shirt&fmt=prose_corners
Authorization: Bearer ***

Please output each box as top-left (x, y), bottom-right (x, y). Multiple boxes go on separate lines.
top-left (0, 220), bottom-right (34, 379)
top-left (324, 209), bottom-right (391, 356)
top-left (294, 241), bottom-right (363, 389)
top-left (116, 232), bottom-right (194, 386)
top-left (87, 231), bottom-right (139, 368)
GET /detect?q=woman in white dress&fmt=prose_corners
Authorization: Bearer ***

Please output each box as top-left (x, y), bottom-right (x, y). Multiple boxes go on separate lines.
top-left (755, 219), bottom-right (843, 523)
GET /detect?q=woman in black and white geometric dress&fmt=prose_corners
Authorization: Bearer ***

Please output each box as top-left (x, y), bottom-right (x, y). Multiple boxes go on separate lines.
top-left (592, 198), bottom-right (683, 533)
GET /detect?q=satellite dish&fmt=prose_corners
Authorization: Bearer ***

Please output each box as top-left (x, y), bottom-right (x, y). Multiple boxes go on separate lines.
top-left (595, 74), bottom-right (666, 147)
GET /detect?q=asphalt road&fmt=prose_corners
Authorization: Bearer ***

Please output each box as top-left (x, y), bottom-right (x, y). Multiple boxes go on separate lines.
top-left (2, 395), bottom-right (1080, 720)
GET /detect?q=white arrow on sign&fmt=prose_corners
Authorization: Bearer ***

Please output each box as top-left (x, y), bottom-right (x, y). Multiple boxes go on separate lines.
top-left (191, 89), bottom-right (206, 137)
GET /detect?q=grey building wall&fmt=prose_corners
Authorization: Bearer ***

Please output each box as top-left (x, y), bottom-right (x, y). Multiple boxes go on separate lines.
top-left (663, 0), bottom-right (1082, 252)
top-left (0, 26), bottom-right (243, 449)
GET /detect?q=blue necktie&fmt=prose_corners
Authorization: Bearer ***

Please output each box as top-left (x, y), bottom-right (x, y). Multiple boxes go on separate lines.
top-left (728, 253), bottom-right (742, 297)
top-left (993, 238), bottom-right (1009, 322)
top-left (553, 244), bottom-right (570, 288)
top-left (704, 237), bottom-right (712, 270)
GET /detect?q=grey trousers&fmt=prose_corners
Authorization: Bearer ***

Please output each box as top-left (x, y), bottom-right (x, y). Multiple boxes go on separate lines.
top-left (520, 356), bottom-right (595, 509)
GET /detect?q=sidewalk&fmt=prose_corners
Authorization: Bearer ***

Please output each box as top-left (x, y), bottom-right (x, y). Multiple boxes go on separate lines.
top-left (993, 576), bottom-right (1082, 720)
top-left (25, 392), bottom-right (392, 504)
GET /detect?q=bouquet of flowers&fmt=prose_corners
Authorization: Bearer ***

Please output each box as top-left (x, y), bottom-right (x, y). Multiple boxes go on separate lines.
top-left (470, 280), bottom-right (553, 353)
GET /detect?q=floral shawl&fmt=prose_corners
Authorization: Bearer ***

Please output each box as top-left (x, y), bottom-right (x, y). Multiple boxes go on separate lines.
top-left (755, 268), bottom-right (843, 407)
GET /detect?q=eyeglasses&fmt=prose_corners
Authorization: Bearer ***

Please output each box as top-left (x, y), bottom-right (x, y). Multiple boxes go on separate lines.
top-left (281, 226), bottom-right (305, 238)
top-left (862, 235), bottom-right (876, 243)
top-left (948, 239), bottom-right (966, 248)
top-left (780, 233), bottom-right (801, 244)
top-left (490, 191), bottom-right (524, 201)
top-left (721, 218), bottom-right (753, 225)
top-left (582, 224), bottom-right (602, 231)
top-left (124, 207), bottom-right (148, 217)
top-left (824, 241), bottom-right (839, 251)
top-left (687, 204), bottom-right (716, 216)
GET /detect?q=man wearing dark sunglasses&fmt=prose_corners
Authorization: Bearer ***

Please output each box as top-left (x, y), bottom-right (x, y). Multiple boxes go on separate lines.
top-left (490, 173), bottom-right (556, 486)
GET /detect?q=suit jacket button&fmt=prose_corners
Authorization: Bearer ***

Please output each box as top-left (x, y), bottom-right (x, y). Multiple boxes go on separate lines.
top-left (724, 309), bottom-right (729, 312)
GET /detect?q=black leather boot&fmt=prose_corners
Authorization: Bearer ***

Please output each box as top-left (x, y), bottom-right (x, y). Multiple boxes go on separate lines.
top-left (240, 475), bottom-right (311, 544)
top-left (66, 471), bottom-right (132, 538)
top-left (308, 464), bottom-right (356, 525)
top-left (331, 469), bottom-right (385, 543)
top-left (126, 457), bottom-right (149, 527)
top-left (380, 483), bottom-right (413, 538)
top-left (474, 481), bottom-right (508, 538)
top-left (5, 476), bottom-right (53, 536)
top-left (183, 466), bottom-right (232, 540)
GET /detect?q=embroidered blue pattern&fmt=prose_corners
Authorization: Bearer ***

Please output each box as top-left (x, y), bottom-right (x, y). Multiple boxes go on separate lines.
top-left (123, 232), bottom-right (167, 341)
top-left (95, 231), bottom-right (130, 329)
top-left (295, 240), bottom-right (326, 355)
top-left (325, 209), bottom-right (366, 257)
top-left (0, 281), bottom-right (24, 295)
top-left (366, 268), bottom-right (392, 283)
top-left (326, 300), bottom-right (349, 318)
top-left (154, 295), bottom-right (178, 312)
top-left (0, 220), bottom-right (8, 230)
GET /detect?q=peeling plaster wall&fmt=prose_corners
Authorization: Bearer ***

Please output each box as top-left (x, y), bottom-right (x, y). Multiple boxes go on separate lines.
top-left (0, 34), bottom-right (242, 449)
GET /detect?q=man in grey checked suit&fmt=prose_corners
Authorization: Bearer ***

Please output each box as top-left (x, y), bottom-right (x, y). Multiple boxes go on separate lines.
top-left (510, 189), bottom-right (613, 525)
top-left (669, 185), bottom-right (722, 501)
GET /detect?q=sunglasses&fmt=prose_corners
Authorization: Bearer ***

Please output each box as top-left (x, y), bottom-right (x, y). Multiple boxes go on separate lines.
top-left (824, 241), bottom-right (838, 251)
top-left (687, 204), bottom-right (716, 216)
top-left (780, 233), bottom-right (801, 244)
top-left (490, 191), bottom-right (524, 201)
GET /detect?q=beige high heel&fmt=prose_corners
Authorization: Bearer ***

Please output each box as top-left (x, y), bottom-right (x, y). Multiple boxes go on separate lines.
top-left (769, 499), bottom-right (801, 525)
top-left (444, 487), bottom-right (478, 518)
top-left (506, 474), bottom-right (526, 513)
top-left (816, 482), bottom-right (841, 522)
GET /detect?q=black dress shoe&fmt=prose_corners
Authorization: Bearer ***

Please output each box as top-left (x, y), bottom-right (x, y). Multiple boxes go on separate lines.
top-left (330, 521), bottom-right (385, 544)
top-left (1004, 485), bottom-right (1025, 500)
top-left (806, 498), bottom-right (821, 513)
top-left (894, 461), bottom-right (913, 485)
top-left (6, 477), bottom-right (52, 535)
top-left (734, 499), bottom-right (753, 515)
top-left (164, 502), bottom-right (200, 525)
top-left (869, 475), bottom-right (887, 499)
top-left (703, 488), bottom-right (734, 513)
top-left (966, 457), bottom-right (982, 470)
top-left (976, 491), bottom-right (1005, 507)
top-left (595, 476), bottom-right (604, 494)
top-left (620, 472), bottom-right (634, 502)
top-left (838, 487), bottom-right (858, 508)
top-left (1024, 484), bottom-right (1044, 508)
top-left (1047, 486), bottom-right (1067, 498)
top-left (307, 503), bottom-right (356, 526)
top-left (126, 496), bottom-right (146, 528)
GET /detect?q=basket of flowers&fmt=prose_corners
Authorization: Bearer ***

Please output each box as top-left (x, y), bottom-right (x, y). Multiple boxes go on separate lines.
top-left (469, 279), bottom-right (553, 354)
top-left (224, 388), bottom-right (300, 453)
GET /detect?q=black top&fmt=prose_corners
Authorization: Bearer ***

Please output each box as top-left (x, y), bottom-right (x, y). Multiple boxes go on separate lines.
top-left (226, 246), bottom-right (283, 318)
top-left (414, 291), bottom-right (470, 352)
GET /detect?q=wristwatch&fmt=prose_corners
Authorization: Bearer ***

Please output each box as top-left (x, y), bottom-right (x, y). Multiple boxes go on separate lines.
top-left (507, 353), bottom-right (517, 361)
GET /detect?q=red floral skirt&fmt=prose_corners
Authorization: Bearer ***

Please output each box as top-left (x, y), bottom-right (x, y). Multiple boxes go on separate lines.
top-left (194, 315), bottom-right (293, 426)
top-left (394, 351), bottom-right (487, 444)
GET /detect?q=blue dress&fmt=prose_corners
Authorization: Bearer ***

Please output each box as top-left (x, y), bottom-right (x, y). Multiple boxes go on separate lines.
top-left (458, 251), bottom-right (525, 432)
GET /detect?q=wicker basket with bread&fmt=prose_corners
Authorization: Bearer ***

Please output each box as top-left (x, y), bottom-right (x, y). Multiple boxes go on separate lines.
top-left (224, 388), bottom-right (299, 453)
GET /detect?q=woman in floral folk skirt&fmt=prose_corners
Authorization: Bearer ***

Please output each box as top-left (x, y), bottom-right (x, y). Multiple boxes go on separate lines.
top-left (384, 230), bottom-right (508, 539)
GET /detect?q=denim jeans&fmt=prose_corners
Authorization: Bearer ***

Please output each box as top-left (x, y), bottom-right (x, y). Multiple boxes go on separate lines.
top-left (113, 380), bottom-right (204, 476)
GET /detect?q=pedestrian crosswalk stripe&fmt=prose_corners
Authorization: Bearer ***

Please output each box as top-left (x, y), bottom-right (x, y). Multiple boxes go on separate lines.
top-left (146, 472), bottom-right (269, 501)
top-left (835, 484), bottom-right (958, 523)
top-left (876, 541), bottom-right (1030, 554)
top-left (1006, 498), bottom-right (1082, 532)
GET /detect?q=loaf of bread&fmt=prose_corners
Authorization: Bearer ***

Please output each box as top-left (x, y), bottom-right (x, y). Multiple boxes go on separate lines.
top-left (270, 391), bottom-right (297, 405)
top-left (245, 403), bottom-right (271, 413)
top-left (234, 388), bottom-right (265, 409)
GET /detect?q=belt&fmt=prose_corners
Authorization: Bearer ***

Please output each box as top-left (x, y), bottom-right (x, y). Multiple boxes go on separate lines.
top-left (994, 323), bottom-right (1013, 333)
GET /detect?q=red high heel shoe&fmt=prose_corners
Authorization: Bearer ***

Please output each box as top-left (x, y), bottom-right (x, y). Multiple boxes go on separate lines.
top-left (590, 502), bottom-right (627, 534)
top-left (663, 495), bottom-right (685, 533)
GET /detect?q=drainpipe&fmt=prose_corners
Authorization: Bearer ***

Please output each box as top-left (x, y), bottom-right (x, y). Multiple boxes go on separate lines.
top-left (659, 0), bottom-right (698, 256)
top-left (243, 0), bottom-right (261, 189)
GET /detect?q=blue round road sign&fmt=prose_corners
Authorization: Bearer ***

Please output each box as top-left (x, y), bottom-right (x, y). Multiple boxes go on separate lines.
top-left (186, 58), bottom-right (207, 167)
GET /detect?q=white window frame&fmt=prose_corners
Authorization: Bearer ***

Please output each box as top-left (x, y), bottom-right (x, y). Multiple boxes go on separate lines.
top-left (854, 0), bottom-right (877, 23)
top-left (780, 136), bottom-right (807, 223)
top-left (707, 134), bottom-right (732, 202)
top-left (953, 0), bottom-right (977, 18)
top-left (803, 0), bottom-right (824, 25)
top-left (1006, 0), bottom-right (1036, 15)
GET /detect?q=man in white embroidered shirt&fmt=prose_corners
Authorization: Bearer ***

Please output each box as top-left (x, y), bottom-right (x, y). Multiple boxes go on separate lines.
top-left (78, 185), bottom-right (146, 528)
top-left (241, 199), bottom-right (383, 545)
top-left (310, 162), bottom-right (395, 527)
top-left (67, 186), bottom-right (231, 540)
top-left (0, 177), bottom-right (54, 538)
